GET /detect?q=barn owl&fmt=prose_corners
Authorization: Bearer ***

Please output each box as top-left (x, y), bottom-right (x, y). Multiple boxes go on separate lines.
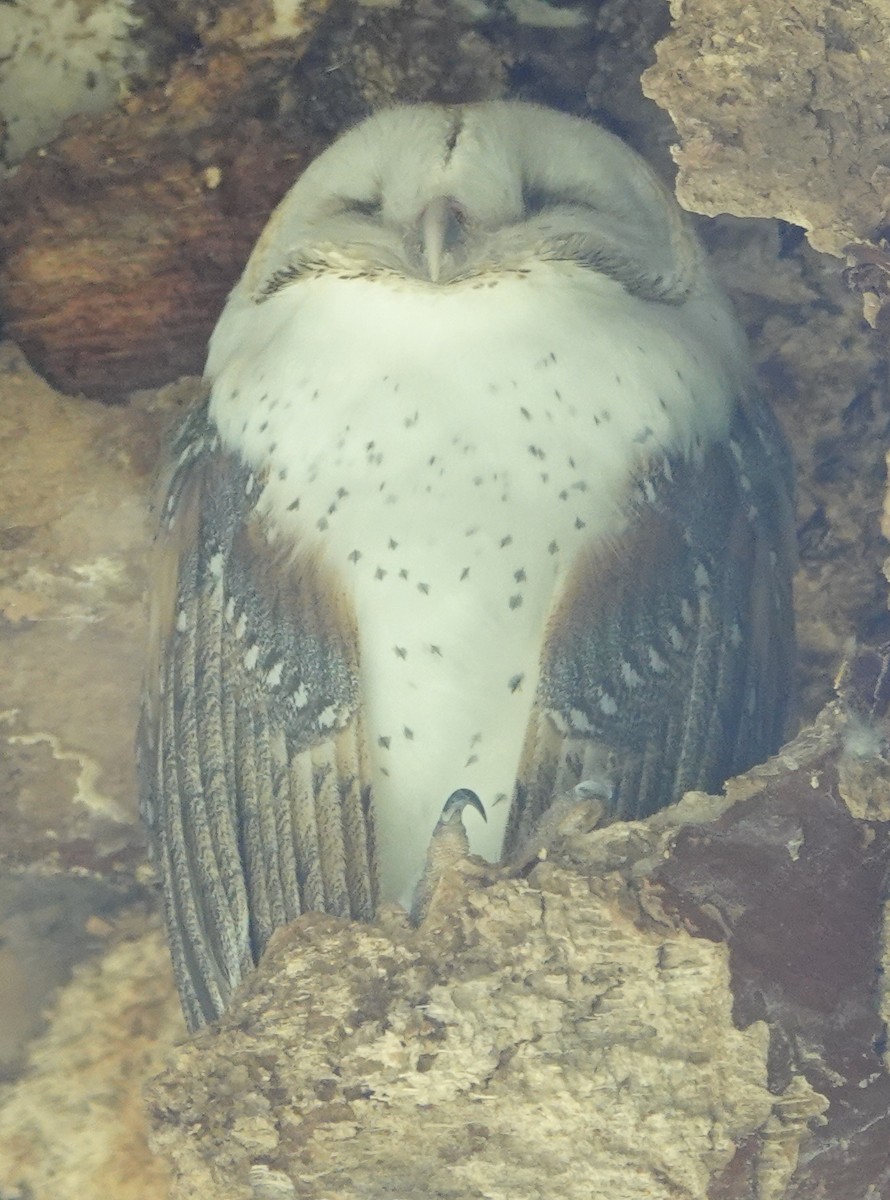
top-left (139, 102), bottom-right (795, 1030)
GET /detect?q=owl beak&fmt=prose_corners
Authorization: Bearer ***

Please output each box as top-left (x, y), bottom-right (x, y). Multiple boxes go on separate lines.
top-left (419, 196), bottom-right (465, 283)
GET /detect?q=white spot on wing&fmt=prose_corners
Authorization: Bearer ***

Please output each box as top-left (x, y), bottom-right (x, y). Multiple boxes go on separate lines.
top-left (620, 661), bottom-right (642, 688)
top-left (648, 647), bottom-right (667, 674)
top-left (570, 708), bottom-right (593, 732)
top-left (318, 704), bottom-right (339, 730)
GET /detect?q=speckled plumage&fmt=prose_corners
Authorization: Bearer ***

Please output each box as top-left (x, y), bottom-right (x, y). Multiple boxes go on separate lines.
top-left (139, 102), bottom-right (795, 1029)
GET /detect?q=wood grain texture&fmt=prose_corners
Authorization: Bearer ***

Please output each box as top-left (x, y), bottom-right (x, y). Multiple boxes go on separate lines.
top-left (0, 52), bottom-right (311, 399)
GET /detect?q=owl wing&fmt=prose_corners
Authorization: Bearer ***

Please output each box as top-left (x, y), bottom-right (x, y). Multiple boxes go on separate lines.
top-left (138, 403), bottom-right (375, 1030)
top-left (505, 389), bottom-right (795, 853)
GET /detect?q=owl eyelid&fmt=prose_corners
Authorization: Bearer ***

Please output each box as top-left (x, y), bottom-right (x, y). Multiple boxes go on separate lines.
top-left (338, 196), bottom-right (384, 218)
top-left (521, 185), bottom-right (597, 216)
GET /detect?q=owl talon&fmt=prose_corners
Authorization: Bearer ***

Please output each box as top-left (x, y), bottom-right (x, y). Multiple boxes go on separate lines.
top-left (573, 775), bottom-right (615, 805)
top-left (440, 787), bottom-right (487, 825)
top-left (410, 789), bottom-right (488, 923)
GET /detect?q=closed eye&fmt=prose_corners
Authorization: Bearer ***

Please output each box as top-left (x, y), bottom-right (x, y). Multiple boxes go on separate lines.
top-left (522, 185), bottom-right (595, 217)
top-left (338, 196), bottom-right (383, 219)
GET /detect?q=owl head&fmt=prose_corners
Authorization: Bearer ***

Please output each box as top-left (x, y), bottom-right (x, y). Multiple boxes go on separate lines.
top-left (229, 103), bottom-right (702, 305)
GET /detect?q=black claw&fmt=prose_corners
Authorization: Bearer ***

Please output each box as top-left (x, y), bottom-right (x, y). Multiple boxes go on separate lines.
top-left (441, 787), bottom-right (487, 824)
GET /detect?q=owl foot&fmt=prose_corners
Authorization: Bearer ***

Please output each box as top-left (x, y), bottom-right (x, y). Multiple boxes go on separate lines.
top-left (410, 789), bottom-right (491, 924)
top-left (504, 778), bottom-right (611, 875)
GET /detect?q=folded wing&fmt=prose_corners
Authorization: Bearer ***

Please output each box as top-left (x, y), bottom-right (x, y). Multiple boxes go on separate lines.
top-left (506, 389), bottom-right (795, 852)
top-left (138, 405), bottom-right (375, 1030)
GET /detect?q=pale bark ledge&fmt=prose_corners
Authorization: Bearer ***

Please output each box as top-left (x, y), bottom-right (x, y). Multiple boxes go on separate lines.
top-left (643, 0), bottom-right (890, 328)
top-left (145, 706), bottom-right (890, 1199)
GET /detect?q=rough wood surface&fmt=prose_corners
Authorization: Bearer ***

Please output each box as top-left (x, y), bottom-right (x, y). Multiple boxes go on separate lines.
top-left (643, 0), bottom-right (890, 328)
